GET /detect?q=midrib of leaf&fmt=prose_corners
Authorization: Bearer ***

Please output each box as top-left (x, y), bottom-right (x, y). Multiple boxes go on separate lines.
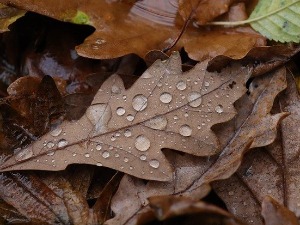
top-left (208, 0), bottom-right (300, 26)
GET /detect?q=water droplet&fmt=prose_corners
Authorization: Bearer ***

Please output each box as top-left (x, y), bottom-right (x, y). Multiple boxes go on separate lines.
top-left (85, 153), bottom-right (90, 158)
top-left (176, 81), bottom-right (186, 90)
top-left (124, 129), bottom-right (132, 137)
top-left (187, 92), bottom-right (202, 107)
top-left (96, 144), bottom-right (102, 150)
top-left (149, 159), bottom-right (160, 168)
top-left (204, 81), bottom-right (210, 87)
top-left (116, 107), bottom-right (125, 116)
top-left (132, 94), bottom-right (148, 111)
top-left (57, 139), bottom-right (68, 148)
top-left (160, 92), bottom-right (172, 104)
top-left (111, 136), bottom-right (116, 141)
top-left (228, 191), bottom-right (234, 196)
top-left (102, 151), bottom-right (110, 158)
top-left (47, 151), bottom-right (55, 156)
top-left (140, 155), bottom-right (147, 161)
top-left (144, 116), bottom-right (167, 130)
top-left (92, 44), bottom-right (99, 50)
top-left (47, 141), bottom-right (55, 148)
top-left (15, 148), bottom-right (33, 161)
top-left (111, 85), bottom-right (121, 94)
top-left (135, 135), bottom-right (151, 151)
top-left (96, 162), bottom-right (102, 166)
top-left (115, 153), bottom-right (120, 158)
top-left (179, 125), bottom-right (192, 137)
top-left (95, 38), bottom-right (106, 44)
top-left (215, 105), bottom-right (224, 114)
top-left (50, 127), bottom-right (62, 137)
top-left (126, 114), bottom-right (135, 121)
top-left (124, 157), bottom-right (129, 162)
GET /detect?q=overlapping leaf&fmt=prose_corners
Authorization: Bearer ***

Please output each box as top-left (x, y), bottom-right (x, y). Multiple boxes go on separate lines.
top-left (0, 0), bottom-right (266, 60)
top-left (213, 72), bottom-right (300, 224)
top-left (0, 53), bottom-right (249, 181)
top-left (106, 66), bottom-right (288, 225)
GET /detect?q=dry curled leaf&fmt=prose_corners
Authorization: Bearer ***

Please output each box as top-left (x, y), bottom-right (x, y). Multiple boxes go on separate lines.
top-left (106, 66), bottom-right (288, 225)
top-left (0, 52), bottom-right (249, 181)
top-left (213, 71), bottom-right (300, 224)
top-left (1, 0), bottom-right (266, 60)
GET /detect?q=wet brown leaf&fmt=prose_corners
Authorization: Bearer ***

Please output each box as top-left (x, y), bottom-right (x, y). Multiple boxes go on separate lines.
top-left (262, 196), bottom-right (299, 225)
top-left (0, 53), bottom-right (248, 181)
top-left (213, 71), bottom-right (300, 224)
top-left (106, 66), bottom-right (287, 225)
top-left (136, 196), bottom-right (244, 225)
top-left (0, 3), bottom-right (25, 32)
top-left (1, 0), bottom-right (266, 60)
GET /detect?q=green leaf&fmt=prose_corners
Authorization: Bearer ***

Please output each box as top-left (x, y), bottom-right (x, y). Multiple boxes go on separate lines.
top-left (209, 0), bottom-right (300, 43)
top-left (249, 0), bottom-right (300, 43)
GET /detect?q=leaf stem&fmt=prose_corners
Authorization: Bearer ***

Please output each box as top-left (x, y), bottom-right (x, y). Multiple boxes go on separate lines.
top-left (208, 0), bottom-right (300, 26)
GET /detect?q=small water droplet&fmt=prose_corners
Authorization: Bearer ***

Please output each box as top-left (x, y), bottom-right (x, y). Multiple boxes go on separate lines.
top-left (96, 144), bottom-right (102, 150)
top-left (102, 151), bottom-right (110, 158)
top-left (95, 38), bottom-right (106, 44)
top-left (47, 151), bottom-right (55, 156)
top-left (15, 148), bottom-right (33, 161)
top-left (187, 92), bottom-right (202, 107)
top-left (47, 141), bottom-right (55, 148)
top-left (115, 153), bottom-right (120, 158)
top-left (215, 105), bottom-right (224, 114)
top-left (160, 92), bottom-right (172, 104)
top-left (140, 155), bottom-right (147, 161)
top-left (96, 162), bottom-right (102, 166)
top-left (50, 127), bottom-right (62, 137)
top-left (124, 129), bottom-right (132, 137)
top-left (149, 159), bottom-right (160, 168)
top-left (57, 139), bottom-right (68, 148)
top-left (179, 125), bottom-right (192, 137)
top-left (73, 153), bottom-right (77, 157)
top-left (176, 80), bottom-right (187, 90)
top-left (85, 153), bottom-right (90, 158)
top-left (111, 85), bottom-right (121, 94)
top-left (124, 157), bottom-right (129, 162)
top-left (204, 81), bottom-right (210, 87)
top-left (126, 114), bottom-right (135, 121)
top-left (116, 107), bottom-right (125, 116)
top-left (144, 116), bottom-right (167, 130)
top-left (132, 94), bottom-right (148, 111)
top-left (228, 191), bottom-right (234, 196)
top-left (135, 135), bottom-right (151, 151)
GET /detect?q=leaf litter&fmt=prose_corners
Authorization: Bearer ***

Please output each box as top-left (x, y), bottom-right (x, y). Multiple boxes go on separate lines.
top-left (0, 1), bottom-right (299, 224)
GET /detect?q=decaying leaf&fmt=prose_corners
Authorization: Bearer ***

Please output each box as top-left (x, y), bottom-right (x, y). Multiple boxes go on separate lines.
top-left (106, 66), bottom-right (288, 225)
top-left (0, 0), bottom-right (266, 60)
top-left (262, 196), bottom-right (299, 225)
top-left (136, 195), bottom-right (244, 225)
top-left (0, 3), bottom-right (25, 32)
top-left (0, 52), bottom-right (249, 181)
top-left (213, 71), bottom-right (300, 224)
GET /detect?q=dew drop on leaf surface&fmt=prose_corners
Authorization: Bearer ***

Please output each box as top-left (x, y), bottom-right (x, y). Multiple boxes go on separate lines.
top-left (187, 92), bottom-right (202, 107)
top-left (102, 151), bottom-right (110, 158)
top-left (149, 159), bottom-right (160, 168)
top-left (15, 148), bottom-right (33, 161)
top-left (116, 107), bottom-right (126, 116)
top-left (135, 135), bottom-right (151, 151)
top-left (176, 80), bottom-right (187, 90)
top-left (160, 92), bottom-right (172, 103)
top-left (50, 127), bottom-right (62, 137)
top-left (132, 94), bottom-right (148, 111)
top-left (215, 105), bottom-right (224, 113)
top-left (179, 125), bottom-right (192, 137)
top-left (57, 139), bottom-right (68, 148)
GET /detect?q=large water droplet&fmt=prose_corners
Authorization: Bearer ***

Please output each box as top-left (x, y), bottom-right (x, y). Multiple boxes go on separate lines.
top-left (126, 114), bottom-right (135, 121)
top-left (132, 94), bottom-right (148, 111)
top-left (215, 105), bottom-right (224, 114)
top-left (124, 129), bottom-right (132, 137)
top-left (187, 92), bottom-right (202, 107)
top-left (50, 127), bottom-right (62, 137)
top-left (176, 81), bottom-right (187, 90)
top-left (102, 151), bottom-right (110, 158)
top-left (160, 92), bottom-right (172, 104)
top-left (179, 125), bottom-right (192, 137)
top-left (144, 116), bottom-right (167, 130)
top-left (15, 148), bottom-right (33, 161)
top-left (116, 107), bottom-right (125, 116)
top-left (57, 139), bottom-right (68, 148)
top-left (149, 159), bottom-right (160, 168)
top-left (135, 135), bottom-right (151, 151)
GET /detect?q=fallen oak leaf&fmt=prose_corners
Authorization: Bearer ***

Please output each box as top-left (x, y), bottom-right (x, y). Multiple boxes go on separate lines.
top-left (106, 66), bottom-right (288, 225)
top-left (0, 3), bottom-right (25, 32)
top-left (0, 52), bottom-right (249, 181)
top-left (213, 71), bottom-right (300, 224)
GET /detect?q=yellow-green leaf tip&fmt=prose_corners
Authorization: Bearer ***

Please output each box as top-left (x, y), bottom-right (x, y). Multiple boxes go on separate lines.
top-left (71, 11), bottom-right (90, 25)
